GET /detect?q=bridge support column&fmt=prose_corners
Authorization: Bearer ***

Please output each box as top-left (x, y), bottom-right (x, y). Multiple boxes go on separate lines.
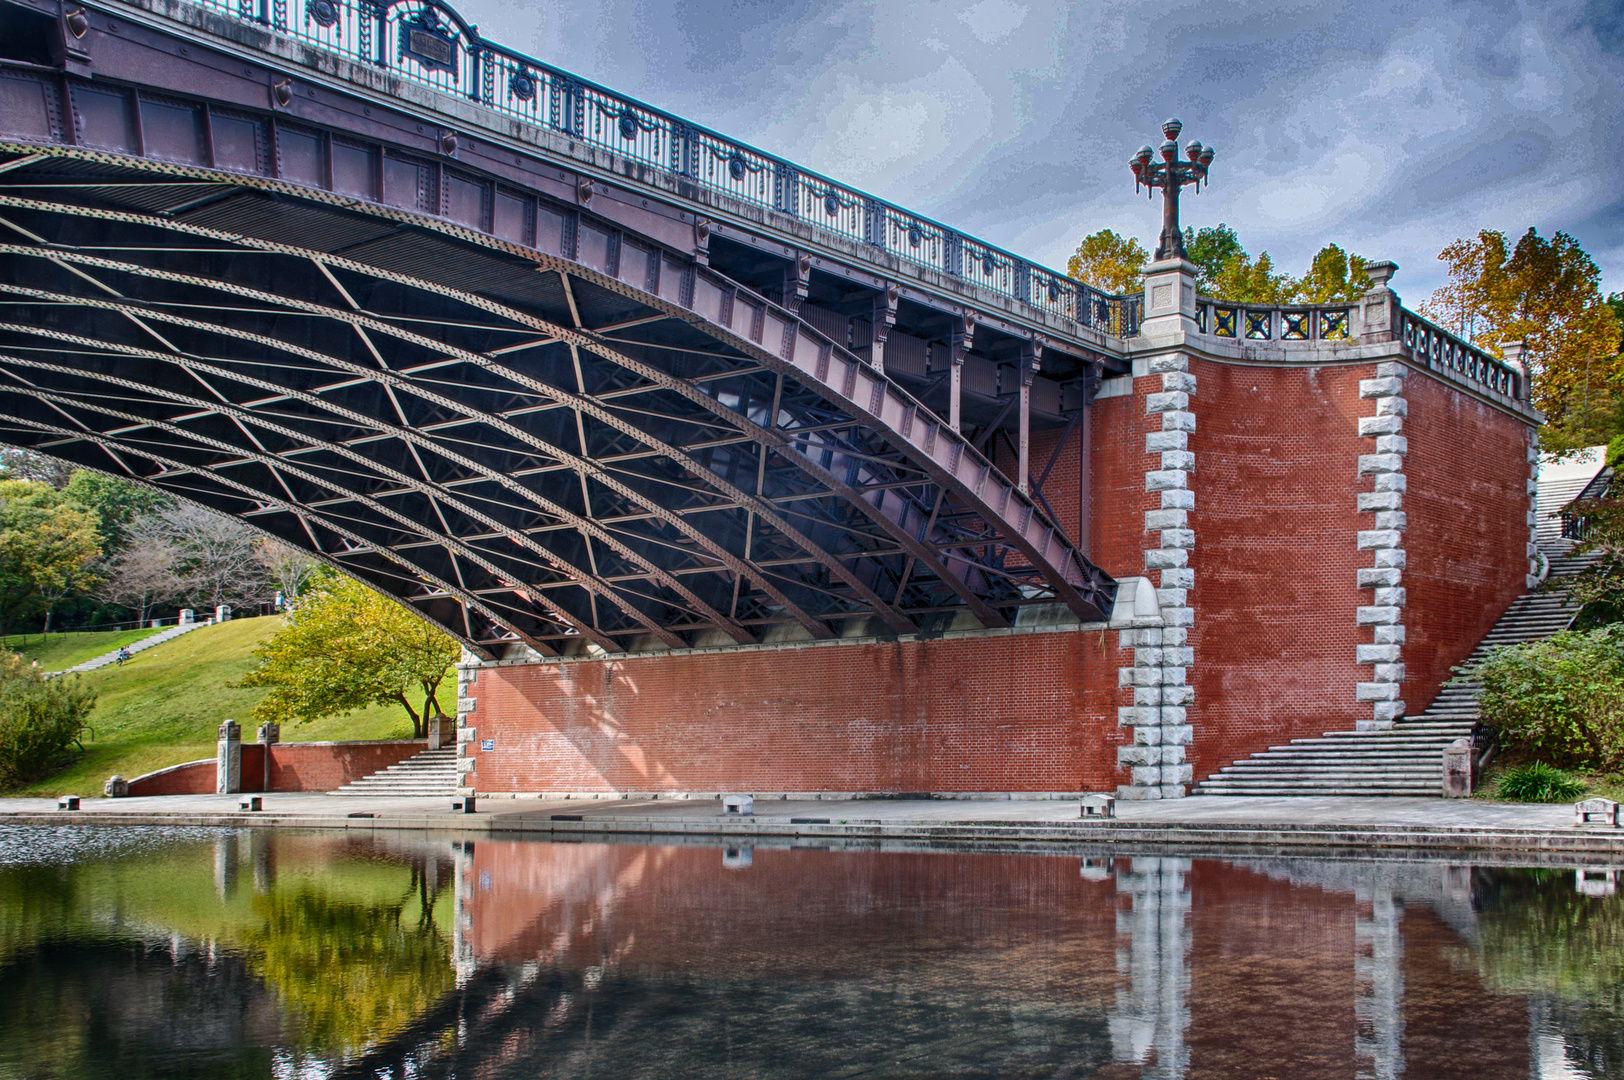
top-left (1356, 362), bottom-right (1410, 731)
top-left (1018, 339), bottom-right (1040, 493)
top-left (1119, 354), bottom-right (1196, 800)
top-left (949, 316), bottom-right (974, 432)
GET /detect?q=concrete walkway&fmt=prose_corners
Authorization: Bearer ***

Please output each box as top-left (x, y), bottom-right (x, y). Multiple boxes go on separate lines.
top-left (50, 619), bottom-right (206, 675)
top-left (3, 792), bottom-right (1619, 859)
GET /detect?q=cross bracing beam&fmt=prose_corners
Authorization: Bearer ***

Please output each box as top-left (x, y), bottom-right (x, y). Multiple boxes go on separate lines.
top-left (0, 146), bottom-right (1115, 652)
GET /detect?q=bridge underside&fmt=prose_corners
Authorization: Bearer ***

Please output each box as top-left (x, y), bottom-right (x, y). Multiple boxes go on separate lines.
top-left (0, 146), bottom-right (1113, 656)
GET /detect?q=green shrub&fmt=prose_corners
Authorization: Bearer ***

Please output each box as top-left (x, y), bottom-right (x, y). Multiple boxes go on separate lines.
top-left (1467, 625), bottom-right (1624, 771)
top-left (1493, 762), bottom-right (1587, 802)
top-left (0, 654), bottom-right (97, 786)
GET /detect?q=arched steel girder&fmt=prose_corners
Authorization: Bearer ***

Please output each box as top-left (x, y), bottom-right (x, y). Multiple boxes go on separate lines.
top-left (0, 211), bottom-right (925, 635)
top-left (0, 263), bottom-right (847, 641)
top-left (0, 337), bottom-right (706, 651)
top-left (0, 373), bottom-right (630, 651)
top-left (0, 151), bottom-right (1115, 650)
top-left (0, 307), bottom-right (760, 647)
top-left (0, 409), bottom-right (553, 659)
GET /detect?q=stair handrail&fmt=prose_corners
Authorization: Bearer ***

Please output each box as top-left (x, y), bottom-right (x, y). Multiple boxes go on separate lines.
top-left (1560, 465), bottom-right (1614, 541)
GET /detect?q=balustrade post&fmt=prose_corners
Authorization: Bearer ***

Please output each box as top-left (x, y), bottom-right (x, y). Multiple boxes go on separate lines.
top-left (1358, 261), bottom-right (1400, 344)
top-left (773, 164), bottom-right (798, 217)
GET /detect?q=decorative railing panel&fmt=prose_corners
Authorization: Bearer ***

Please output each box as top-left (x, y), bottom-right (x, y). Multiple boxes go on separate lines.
top-left (1196, 299), bottom-right (1353, 343)
top-left (183, 0), bottom-right (1137, 335)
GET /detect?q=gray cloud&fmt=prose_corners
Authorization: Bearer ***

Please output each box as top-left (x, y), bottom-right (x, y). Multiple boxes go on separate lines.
top-left (454, 0), bottom-right (1624, 300)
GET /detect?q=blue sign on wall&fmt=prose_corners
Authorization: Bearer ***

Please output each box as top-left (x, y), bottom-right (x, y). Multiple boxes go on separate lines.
top-left (480, 739), bottom-right (494, 751)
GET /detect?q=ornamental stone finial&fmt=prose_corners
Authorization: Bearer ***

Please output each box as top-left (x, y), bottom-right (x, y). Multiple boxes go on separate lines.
top-left (1129, 118), bottom-right (1214, 262)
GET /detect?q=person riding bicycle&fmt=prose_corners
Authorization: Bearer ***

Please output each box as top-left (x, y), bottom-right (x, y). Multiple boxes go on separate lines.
top-left (116, 646), bottom-right (131, 666)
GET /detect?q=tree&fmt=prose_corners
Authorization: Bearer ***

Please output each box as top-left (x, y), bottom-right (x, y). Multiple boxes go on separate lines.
top-left (0, 654), bottom-right (97, 786)
top-left (1066, 229), bottom-right (1149, 295)
top-left (236, 574), bottom-right (459, 737)
top-left (1209, 250), bottom-right (1297, 305)
top-left (1182, 223), bottom-right (1243, 294)
top-left (1297, 244), bottom-right (1371, 304)
top-left (255, 539), bottom-right (320, 610)
top-left (129, 503), bottom-right (268, 613)
top-left (63, 471), bottom-right (172, 552)
top-left (0, 450), bottom-right (73, 490)
top-left (1420, 228), bottom-right (1622, 453)
top-left (0, 480), bottom-right (103, 634)
top-left (94, 542), bottom-right (181, 626)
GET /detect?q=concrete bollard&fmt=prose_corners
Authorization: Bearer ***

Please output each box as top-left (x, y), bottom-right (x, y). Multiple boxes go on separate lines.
top-left (217, 720), bottom-right (242, 794)
top-left (1079, 793), bottom-right (1116, 819)
top-left (239, 796), bottom-right (262, 812)
top-left (57, 795), bottom-right (80, 811)
top-left (104, 775), bottom-right (128, 798)
top-left (1576, 798), bottom-right (1622, 828)
top-left (1441, 738), bottom-right (1473, 798)
top-left (721, 794), bottom-right (754, 816)
top-left (452, 796), bottom-right (477, 814)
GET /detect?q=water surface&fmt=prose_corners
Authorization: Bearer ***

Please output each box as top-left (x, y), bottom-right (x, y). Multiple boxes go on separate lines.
top-left (0, 824), bottom-right (1620, 1079)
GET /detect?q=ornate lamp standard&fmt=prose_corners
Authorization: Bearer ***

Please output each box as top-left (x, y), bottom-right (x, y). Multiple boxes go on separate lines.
top-left (1130, 119), bottom-right (1215, 261)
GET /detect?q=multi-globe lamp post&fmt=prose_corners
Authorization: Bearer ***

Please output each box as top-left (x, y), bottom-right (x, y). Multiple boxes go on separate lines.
top-left (1130, 119), bottom-right (1215, 262)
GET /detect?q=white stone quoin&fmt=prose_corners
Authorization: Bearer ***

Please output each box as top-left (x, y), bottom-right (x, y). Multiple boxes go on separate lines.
top-left (1118, 420), bottom-right (1196, 787)
top-left (1355, 361), bottom-right (1410, 730)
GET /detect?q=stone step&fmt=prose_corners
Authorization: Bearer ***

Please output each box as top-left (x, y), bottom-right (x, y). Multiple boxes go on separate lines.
top-left (1202, 491), bottom-right (1598, 797)
top-left (328, 745), bottom-right (460, 796)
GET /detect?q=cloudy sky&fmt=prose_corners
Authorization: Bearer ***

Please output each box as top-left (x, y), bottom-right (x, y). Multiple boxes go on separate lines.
top-left (450, 0), bottom-right (1622, 301)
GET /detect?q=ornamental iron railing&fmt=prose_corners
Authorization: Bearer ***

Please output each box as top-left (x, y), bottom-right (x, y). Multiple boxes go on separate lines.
top-left (1196, 299), bottom-right (1352, 342)
top-left (198, 0), bottom-right (1139, 336)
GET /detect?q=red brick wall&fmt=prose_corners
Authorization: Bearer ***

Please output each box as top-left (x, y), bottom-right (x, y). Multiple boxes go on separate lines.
top-left (261, 739), bottom-right (423, 792)
top-left (463, 357), bottom-right (1533, 797)
top-left (1186, 360), bottom-right (1370, 780)
top-left (466, 634), bottom-right (1125, 794)
top-left (120, 740), bottom-right (423, 796)
top-left (125, 758), bottom-right (216, 797)
top-left (1401, 372), bottom-right (1530, 713)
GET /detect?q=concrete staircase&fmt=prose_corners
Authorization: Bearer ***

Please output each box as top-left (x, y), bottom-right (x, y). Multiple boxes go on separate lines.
top-left (328, 746), bottom-right (459, 797)
top-left (1195, 548), bottom-right (1596, 798)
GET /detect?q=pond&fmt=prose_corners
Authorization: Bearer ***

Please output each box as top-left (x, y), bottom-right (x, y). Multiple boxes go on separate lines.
top-left (0, 825), bottom-right (1620, 1079)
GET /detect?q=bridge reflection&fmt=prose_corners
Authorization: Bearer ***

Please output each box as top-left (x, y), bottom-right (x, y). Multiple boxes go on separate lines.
top-left (2, 828), bottom-right (1617, 1077)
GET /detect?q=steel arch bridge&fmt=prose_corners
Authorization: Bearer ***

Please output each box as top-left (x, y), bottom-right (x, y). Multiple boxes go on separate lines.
top-left (0, 145), bottom-right (1114, 655)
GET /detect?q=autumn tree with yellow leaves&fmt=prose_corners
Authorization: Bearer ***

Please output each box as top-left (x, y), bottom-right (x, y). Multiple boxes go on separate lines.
top-left (1421, 228), bottom-right (1621, 454)
top-left (236, 572), bottom-right (458, 738)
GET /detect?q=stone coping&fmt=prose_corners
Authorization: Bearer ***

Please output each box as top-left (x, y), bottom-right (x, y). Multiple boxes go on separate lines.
top-left (5, 794), bottom-right (1624, 858)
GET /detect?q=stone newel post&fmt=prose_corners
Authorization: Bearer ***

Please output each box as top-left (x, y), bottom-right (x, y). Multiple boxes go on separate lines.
top-left (216, 720), bottom-right (242, 794)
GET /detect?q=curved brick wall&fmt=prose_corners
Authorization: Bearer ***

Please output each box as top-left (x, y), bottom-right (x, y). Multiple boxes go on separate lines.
top-left (121, 740), bottom-right (423, 796)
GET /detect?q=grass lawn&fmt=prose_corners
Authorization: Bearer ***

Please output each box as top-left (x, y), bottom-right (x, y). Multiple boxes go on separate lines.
top-left (12, 616), bottom-right (425, 797)
top-left (0, 626), bottom-right (165, 672)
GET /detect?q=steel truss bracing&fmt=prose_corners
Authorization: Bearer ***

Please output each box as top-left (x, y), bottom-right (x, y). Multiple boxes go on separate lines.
top-left (0, 147), bottom-right (1115, 656)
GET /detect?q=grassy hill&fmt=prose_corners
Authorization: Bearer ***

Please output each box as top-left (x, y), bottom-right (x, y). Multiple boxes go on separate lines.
top-left (12, 616), bottom-right (423, 797)
top-left (0, 626), bottom-right (165, 672)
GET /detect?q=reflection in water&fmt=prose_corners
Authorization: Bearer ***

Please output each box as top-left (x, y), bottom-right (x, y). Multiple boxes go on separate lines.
top-left (1, 825), bottom-right (1623, 1078)
top-left (1110, 857), bottom-right (1190, 1078)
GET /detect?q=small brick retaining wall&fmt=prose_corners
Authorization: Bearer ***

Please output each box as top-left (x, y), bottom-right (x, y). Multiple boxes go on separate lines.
top-left (122, 739), bottom-right (423, 796)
